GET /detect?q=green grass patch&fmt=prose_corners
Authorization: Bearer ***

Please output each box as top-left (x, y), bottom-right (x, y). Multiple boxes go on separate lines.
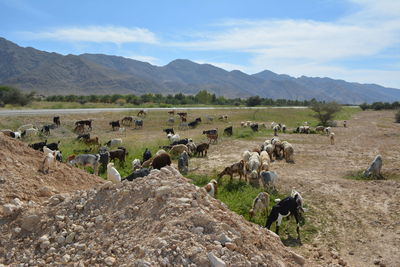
top-left (187, 173), bottom-right (318, 245)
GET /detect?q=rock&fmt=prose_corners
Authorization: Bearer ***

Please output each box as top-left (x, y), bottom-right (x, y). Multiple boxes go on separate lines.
top-left (191, 227), bottom-right (204, 234)
top-left (338, 258), bottom-right (347, 266)
top-left (56, 235), bottom-right (66, 244)
top-left (11, 198), bottom-right (23, 207)
top-left (218, 233), bottom-right (232, 245)
top-left (65, 232), bottom-right (76, 244)
top-left (0, 175), bottom-right (5, 183)
top-left (40, 240), bottom-right (50, 249)
top-left (104, 256), bottom-right (116, 266)
top-left (291, 251), bottom-right (305, 266)
top-left (38, 186), bottom-right (53, 197)
top-left (374, 259), bottom-right (381, 265)
top-left (21, 214), bottom-right (40, 231)
top-left (208, 252), bottom-right (226, 267)
top-left (2, 204), bottom-right (21, 217)
top-left (155, 186), bottom-right (171, 200)
top-left (62, 254), bottom-right (71, 263)
top-left (224, 242), bottom-right (237, 251)
top-left (39, 235), bottom-right (49, 243)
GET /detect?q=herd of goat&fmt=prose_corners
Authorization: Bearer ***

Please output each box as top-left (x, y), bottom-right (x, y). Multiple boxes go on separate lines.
top-left (1, 110), bottom-right (354, 240)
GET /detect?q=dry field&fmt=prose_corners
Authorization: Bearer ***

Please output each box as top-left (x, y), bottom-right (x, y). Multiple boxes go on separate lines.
top-left (1, 108), bottom-right (399, 266)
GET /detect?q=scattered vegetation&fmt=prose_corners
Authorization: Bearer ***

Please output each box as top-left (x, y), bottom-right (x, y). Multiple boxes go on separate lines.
top-left (0, 86), bottom-right (34, 107)
top-left (395, 109), bottom-right (400, 123)
top-left (359, 101), bottom-right (400, 111)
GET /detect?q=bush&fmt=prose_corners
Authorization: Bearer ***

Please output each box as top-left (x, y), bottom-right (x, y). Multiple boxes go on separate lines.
top-left (395, 109), bottom-right (400, 123)
top-left (0, 86), bottom-right (33, 106)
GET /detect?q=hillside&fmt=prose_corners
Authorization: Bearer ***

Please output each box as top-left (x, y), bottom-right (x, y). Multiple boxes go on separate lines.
top-left (1, 37), bottom-right (400, 103)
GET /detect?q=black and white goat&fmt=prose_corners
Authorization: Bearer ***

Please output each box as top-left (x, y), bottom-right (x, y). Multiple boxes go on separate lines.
top-left (265, 190), bottom-right (304, 240)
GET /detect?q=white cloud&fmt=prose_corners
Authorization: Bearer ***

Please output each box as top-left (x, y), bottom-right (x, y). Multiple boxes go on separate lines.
top-left (170, 0), bottom-right (400, 87)
top-left (25, 26), bottom-right (158, 44)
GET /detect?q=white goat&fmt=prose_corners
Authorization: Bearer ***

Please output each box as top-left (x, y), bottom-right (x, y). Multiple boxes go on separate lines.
top-left (131, 158), bottom-right (141, 171)
top-left (249, 192), bottom-right (270, 219)
top-left (330, 132), bottom-right (335, 145)
top-left (107, 162), bottom-right (121, 184)
top-left (40, 151), bottom-right (57, 174)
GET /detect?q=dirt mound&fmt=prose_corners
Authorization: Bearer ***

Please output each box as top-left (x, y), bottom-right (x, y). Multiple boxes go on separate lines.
top-left (0, 166), bottom-right (305, 266)
top-left (0, 134), bottom-right (103, 207)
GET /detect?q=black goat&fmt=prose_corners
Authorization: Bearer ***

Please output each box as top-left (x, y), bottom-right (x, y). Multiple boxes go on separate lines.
top-left (223, 126), bottom-right (233, 136)
top-left (77, 133), bottom-right (90, 141)
top-left (53, 116), bottom-right (60, 127)
top-left (163, 128), bottom-right (174, 135)
top-left (29, 140), bottom-right (47, 151)
top-left (143, 148), bottom-right (152, 162)
top-left (171, 138), bottom-right (189, 146)
top-left (203, 129), bottom-right (217, 135)
top-left (265, 191), bottom-right (304, 240)
top-left (41, 125), bottom-right (51, 135)
top-left (46, 141), bottom-right (60, 151)
top-left (109, 120), bottom-right (120, 131)
top-left (124, 168), bottom-right (150, 181)
top-left (250, 123), bottom-right (259, 132)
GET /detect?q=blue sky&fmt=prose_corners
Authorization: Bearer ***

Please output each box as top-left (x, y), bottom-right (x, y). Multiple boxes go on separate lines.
top-left (1, 0), bottom-right (399, 88)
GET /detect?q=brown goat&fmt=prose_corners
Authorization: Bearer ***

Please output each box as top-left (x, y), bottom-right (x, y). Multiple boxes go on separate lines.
top-left (217, 160), bottom-right (246, 182)
top-left (109, 148), bottom-right (126, 162)
top-left (151, 153), bottom-right (171, 170)
top-left (206, 133), bottom-right (218, 144)
top-left (84, 137), bottom-right (100, 147)
top-left (195, 142), bottom-right (209, 157)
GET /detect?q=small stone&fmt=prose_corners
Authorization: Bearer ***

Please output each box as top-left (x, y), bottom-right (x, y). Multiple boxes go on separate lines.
top-left (65, 232), bottom-right (76, 244)
top-left (38, 186), bottom-right (53, 197)
top-left (40, 240), bottom-right (50, 249)
top-left (75, 204), bottom-right (84, 210)
top-left (291, 251), bottom-right (305, 266)
top-left (349, 251), bottom-right (354, 255)
top-left (62, 254), bottom-right (71, 263)
top-left (374, 259), bottom-right (381, 265)
top-left (56, 235), bottom-right (66, 244)
top-left (55, 215), bottom-right (65, 221)
top-left (2, 204), bottom-right (21, 216)
top-left (338, 258), bottom-right (347, 266)
top-left (191, 227), bottom-right (204, 234)
top-left (207, 252), bottom-right (226, 267)
top-left (39, 235), bottom-right (49, 243)
top-left (218, 233), bottom-right (232, 245)
top-left (13, 227), bottom-right (21, 234)
top-left (105, 256), bottom-right (116, 266)
top-left (224, 242), bottom-right (237, 251)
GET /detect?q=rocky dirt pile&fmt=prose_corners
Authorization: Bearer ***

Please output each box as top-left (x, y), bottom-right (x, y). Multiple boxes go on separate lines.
top-left (1, 166), bottom-right (305, 266)
top-left (0, 133), bottom-right (103, 209)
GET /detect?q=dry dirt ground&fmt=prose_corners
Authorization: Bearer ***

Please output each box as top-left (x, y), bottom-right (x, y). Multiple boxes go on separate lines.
top-left (190, 110), bottom-right (400, 267)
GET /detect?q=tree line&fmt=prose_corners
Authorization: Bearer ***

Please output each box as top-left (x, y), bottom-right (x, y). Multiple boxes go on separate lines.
top-left (44, 90), bottom-right (320, 107)
top-left (359, 101), bottom-right (400, 110)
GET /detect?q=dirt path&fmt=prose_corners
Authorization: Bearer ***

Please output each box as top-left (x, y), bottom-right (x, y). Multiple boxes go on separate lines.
top-left (191, 110), bottom-right (400, 267)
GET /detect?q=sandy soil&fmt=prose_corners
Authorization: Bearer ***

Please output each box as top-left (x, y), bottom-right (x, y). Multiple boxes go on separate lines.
top-left (191, 110), bottom-right (400, 267)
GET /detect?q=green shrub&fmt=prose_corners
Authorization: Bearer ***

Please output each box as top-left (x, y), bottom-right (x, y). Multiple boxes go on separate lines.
top-left (395, 109), bottom-right (400, 123)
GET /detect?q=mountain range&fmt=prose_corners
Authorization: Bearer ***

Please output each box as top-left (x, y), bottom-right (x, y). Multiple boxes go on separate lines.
top-left (1, 37), bottom-right (400, 104)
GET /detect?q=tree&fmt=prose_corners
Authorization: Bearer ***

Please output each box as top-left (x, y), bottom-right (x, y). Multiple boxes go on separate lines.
top-left (310, 101), bottom-right (342, 126)
top-left (0, 86), bottom-right (33, 106)
top-left (246, 96), bottom-right (262, 106)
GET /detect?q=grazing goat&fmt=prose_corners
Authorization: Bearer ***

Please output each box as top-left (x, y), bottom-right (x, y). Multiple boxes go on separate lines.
top-left (75, 119), bottom-right (93, 130)
top-left (330, 132), bottom-right (335, 145)
top-left (131, 158), bottom-right (141, 171)
top-left (18, 124), bottom-right (33, 132)
top-left (22, 128), bottom-right (39, 138)
top-left (169, 144), bottom-right (189, 155)
top-left (217, 160), bottom-right (245, 182)
top-left (206, 133), bottom-right (218, 144)
top-left (178, 151), bottom-right (189, 174)
top-left (324, 127), bottom-right (331, 135)
top-left (53, 116), bottom-right (60, 127)
top-left (251, 123), bottom-right (259, 132)
top-left (195, 142), bottom-right (209, 157)
top-left (110, 148), bottom-right (127, 163)
top-left (84, 137), bottom-right (100, 148)
top-left (343, 120), bottom-right (347, 128)
top-left (143, 148), bottom-right (152, 162)
top-left (186, 141), bottom-right (197, 155)
top-left (46, 141), bottom-right (60, 151)
top-left (41, 125), bottom-right (51, 136)
top-left (163, 128), bottom-right (174, 135)
top-left (29, 140), bottom-right (47, 151)
top-left (168, 133), bottom-right (180, 144)
top-left (223, 126), bottom-right (233, 136)
top-left (364, 155), bottom-right (383, 179)
top-left (260, 171), bottom-right (278, 190)
top-left (74, 124), bottom-right (85, 134)
top-left (134, 119), bottom-right (143, 129)
top-left (105, 138), bottom-right (123, 147)
top-left (137, 110), bottom-right (146, 117)
top-left (151, 153), bottom-right (172, 170)
top-left (77, 133), bottom-right (90, 141)
top-left (218, 115), bottom-right (228, 121)
top-left (315, 126), bottom-right (325, 132)
top-left (204, 179), bottom-right (218, 198)
top-left (166, 117), bottom-right (175, 125)
top-left (124, 168), bottom-right (150, 181)
top-left (109, 120), bottom-right (120, 131)
top-left (68, 154), bottom-right (100, 175)
top-left (203, 129), bottom-right (217, 135)
top-left (249, 192), bottom-right (269, 219)
top-left (121, 116), bottom-right (134, 126)
top-left (282, 141), bottom-right (294, 162)
top-left (171, 138), bottom-right (190, 146)
top-left (265, 190), bottom-right (304, 240)
top-left (107, 163), bottom-right (121, 184)
top-left (98, 149), bottom-right (110, 171)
